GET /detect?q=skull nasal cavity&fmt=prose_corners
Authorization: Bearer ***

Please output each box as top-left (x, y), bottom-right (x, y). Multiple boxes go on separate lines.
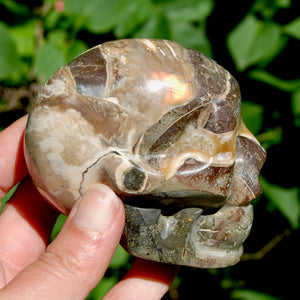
top-left (124, 165), bottom-right (146, 191)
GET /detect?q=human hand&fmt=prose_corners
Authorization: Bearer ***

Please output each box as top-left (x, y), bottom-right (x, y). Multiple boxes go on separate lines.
top-left (0, 116), bottom-right (178, 299)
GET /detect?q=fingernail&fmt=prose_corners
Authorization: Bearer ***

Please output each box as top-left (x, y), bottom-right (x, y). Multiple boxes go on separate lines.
top-left (73, 184), bottom-right (120, 233)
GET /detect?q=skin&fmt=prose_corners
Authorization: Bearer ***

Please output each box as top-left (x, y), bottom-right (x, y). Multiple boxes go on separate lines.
top-left (0, 115), bottom-right (178, 300)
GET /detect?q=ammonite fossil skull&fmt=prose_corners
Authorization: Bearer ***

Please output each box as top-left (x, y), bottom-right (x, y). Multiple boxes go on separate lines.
top-left (24, 39), bottom-right (266, 268)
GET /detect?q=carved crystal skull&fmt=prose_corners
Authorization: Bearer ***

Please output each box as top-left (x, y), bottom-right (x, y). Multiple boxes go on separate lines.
top-left (24, 39), bottom-right (266, 268)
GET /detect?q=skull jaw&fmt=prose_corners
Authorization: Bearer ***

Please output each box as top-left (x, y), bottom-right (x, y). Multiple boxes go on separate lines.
top-left (121, 203), bottom-right (253, 268)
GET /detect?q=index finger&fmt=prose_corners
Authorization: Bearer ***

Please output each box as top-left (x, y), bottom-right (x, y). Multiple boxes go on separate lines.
top-left (104, 258), bottom-right (179, 299)
top-left (0, 115), bottom-right (28, 199)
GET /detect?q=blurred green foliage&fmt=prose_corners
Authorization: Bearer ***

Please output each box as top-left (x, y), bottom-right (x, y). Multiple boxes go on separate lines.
top-left (1, 0), bottom-right (300, 299)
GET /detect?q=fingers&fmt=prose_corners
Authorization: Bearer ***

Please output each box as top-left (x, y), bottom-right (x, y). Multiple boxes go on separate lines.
top-left (0, 115), bottom-right (28, 199)
top-left (0, 178), bottom-right (59, 287)
top-left (0, 117), bottom-right (177, 299)
top-left (104, 259), bottom-right (179, 300)
top-left (0, 184), bottom-right (125, 300)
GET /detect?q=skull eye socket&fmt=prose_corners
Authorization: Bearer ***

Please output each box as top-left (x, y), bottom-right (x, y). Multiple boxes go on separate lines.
top-left (123, 163), bottom-right (146, 191)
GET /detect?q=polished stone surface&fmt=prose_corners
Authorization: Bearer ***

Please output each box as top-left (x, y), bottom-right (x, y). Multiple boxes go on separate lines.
top-left (24, 39), bottom-right (266, 268)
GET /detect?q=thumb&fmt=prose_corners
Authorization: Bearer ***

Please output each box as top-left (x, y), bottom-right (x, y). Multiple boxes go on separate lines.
top-left (0, 184), bottom-right (125, 300)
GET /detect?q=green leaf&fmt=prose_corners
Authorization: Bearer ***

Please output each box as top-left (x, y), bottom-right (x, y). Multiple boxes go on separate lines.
top-left (276, 0), bottom-right (291, 8)
top-left (66, 40), bottom-right (88, 62)
top-left (284, 17), bottom-right (300, 40)
top-left (50, 214), bottom-right (67, 241)
top-left (109, 245), bottom-right (130, 269)
top-left (241, 101), bottom-right (264, 135)
top-left (133, 12), bottom-right (170, 39)
top-left (47, 29), bottom-right (68, 51)
top-left (251, 0), bottom-right (291, 19)
top-left (114, 0), bottom-right (152, 38)
top-left (87, 0), bottom-right (124, 33)
top-left (0, 98), bottom-right (5, 111)
top-left (0, 0), bottom-right (30, 15)
top-left (249, 69), bottom-right (300, 92)
top-left (9, 20), bottom-right (36, 57)
top-left (256, 127), bottom-right (282, 150)
top-left (35, 41), bottom-right (66, 82)
top-left (227, 15), bottom-right (284, 71)
top-left (169, 21), bottom-right (212, 56)
top-left (228, 14), bottom-right (258, 71)
top-left (64, 0), bottom-right (124, 33)
top-left (291, 89), bottom-right (300, 126)
top-left (291, 89), bottom-right (300, 115)
top-left (87, 277), bottom-right (117, 299)
top-left (0, 183), bottom-right (19, 213)
top-left (260, 177), bottom-right (300, 229)
top-left (64, 0), bottom-right (90, 15)
top-left (231, 289), bottom-right (280, 300)
top-left (164, 0), bottom-right (214, 22)
top-left (159, 0), bottom-right (213, 55)
top-left (0, 22), bottom-right (23, 80)
top-left (44, 9), bottom-right (61, 31)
